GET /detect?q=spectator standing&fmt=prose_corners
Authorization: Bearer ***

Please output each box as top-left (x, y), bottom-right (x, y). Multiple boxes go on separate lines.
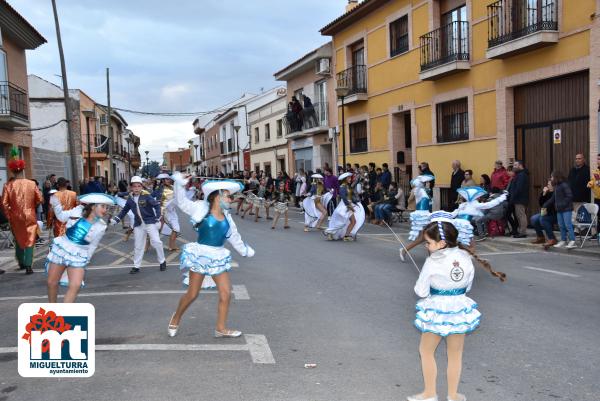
top-left (507, 160), bottom-right (529, 238)
top-left (544, 171), bottom-right (576, 248)
top-left (480, 174), bottom-right (492, 193)
top-left (380, 163), bottom-right (392, 191)
top-left (491, 160), bottom-right (510, 191)
top-left (419, 162), bottom-right (435, 187)
top-left (86, 176), bottom-right (106, 194)
top-left (323, 167), bottom-right (339, 214)
top-left (586, 154), bottom-right (600, 236)
top-left (368, 163), bottom-right (377, 193)
top-left (449, 160), bottom-right (464, 210)
top-left (568, 153), bottom-right (591, 221)
top-left (530, 179), bottom-right (557, 246)
top-left (461, 170), bottom-right (477, 187)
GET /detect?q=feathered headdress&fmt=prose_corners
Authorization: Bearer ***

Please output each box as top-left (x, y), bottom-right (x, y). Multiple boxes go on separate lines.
top-left (7, 146), bottom-right (25, 173)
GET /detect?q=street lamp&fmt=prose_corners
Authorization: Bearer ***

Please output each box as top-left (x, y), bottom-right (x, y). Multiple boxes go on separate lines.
top-left (144, 150), bottom-right (149, 177)
top-left (335, 85), bottom-right (351, 171)
top-left (125, 136), bottom-right (131, 180)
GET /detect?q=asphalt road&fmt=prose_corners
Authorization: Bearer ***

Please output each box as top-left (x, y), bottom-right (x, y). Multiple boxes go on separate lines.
top-left (0, 207), bottom-right (598, 401)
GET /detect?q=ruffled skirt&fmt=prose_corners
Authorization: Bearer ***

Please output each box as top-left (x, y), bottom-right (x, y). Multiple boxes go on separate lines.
top-left (45, 236), bottom-right (89, 288)
top-left (274, 202), bottom-right (288, 213)
top-left (414, 294), bottom-right (481, 336)
top-left (324, 202), bottom-right (365, 240)
top-left (409, 210), bottom-right (431, 241)
top-left (453, 218), bottom-right (474, 246)
top-left (180, 242), bottom-right (232, 289)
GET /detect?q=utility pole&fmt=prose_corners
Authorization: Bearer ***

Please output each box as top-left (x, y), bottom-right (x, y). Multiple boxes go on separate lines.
top-left (106, 68), bottom-right (113, 184)
top-left (51, 0), bottom-right (80, 191)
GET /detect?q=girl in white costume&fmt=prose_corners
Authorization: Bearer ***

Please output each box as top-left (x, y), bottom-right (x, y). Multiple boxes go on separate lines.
top-left (302, 174), bottom-right (332, 231)
top-left (408, 212), bottom-right (505, 401)
top-left (451, 187), bottom-right (507, 247)
top-left (168, 173), bottom-right (255, 338)
top-left (408, 175), bottom-right (435, 241)
top-left (324, 172), bottom-right (365, 241)
top-left (46, 193), bottom-right (115, 302)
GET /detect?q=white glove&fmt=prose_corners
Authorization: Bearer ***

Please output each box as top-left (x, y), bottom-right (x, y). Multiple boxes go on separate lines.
top-left (245, 245), bottom-right (255, 258)
top-left (171, 171), bottom-right (188, 186)
top-left (109, 218), bottom-right (118, 226)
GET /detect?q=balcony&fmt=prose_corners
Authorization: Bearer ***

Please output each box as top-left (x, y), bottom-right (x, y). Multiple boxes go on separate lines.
top-left (335, 65), bottom-right (367, 105)
top-left (84, 135), bottom-right (109, 160)
top-left (131, 152), bottom-right (141, 168)
top-left (419, 21), bottom-right (470, 81)
top-left (0, 81), bottom-right (29, 127)
top-left (285, 101), bottom-right (329, 139)
top-left (487, 0), bottom-right (558, 59)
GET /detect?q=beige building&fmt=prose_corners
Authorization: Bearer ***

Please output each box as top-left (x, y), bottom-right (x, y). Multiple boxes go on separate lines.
top-left (249, 95), bottom-right (289, 175)
top-left (274, 42), bottom-right (336, 174)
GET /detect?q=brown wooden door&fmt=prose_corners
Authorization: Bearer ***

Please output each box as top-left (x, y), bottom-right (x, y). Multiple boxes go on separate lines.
top-left (521, 126), bottom-right (552, 214)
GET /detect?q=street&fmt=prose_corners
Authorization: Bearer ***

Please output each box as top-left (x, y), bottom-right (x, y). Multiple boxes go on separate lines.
top-left (0, 208), bottom-right (599, 401)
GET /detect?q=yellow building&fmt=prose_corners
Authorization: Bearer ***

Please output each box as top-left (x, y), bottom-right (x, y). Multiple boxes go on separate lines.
top-left (321, 0), bottom-right (600, 211)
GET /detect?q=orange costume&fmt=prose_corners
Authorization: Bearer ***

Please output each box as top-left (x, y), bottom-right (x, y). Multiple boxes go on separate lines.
top-left (1, 178), bottom-right (43, 248)
top-left (48, 189), bottom-right (77, 237)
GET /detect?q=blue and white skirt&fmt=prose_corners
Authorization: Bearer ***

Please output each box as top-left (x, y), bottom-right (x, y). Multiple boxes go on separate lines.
top-left (414, 292), bottom-right (480, 337)
top-left (45, 236), bottom-right (89, 287)
top-left (180, 242), bottom-right (232, 289)
top-left (409, 210), bottom-right (431, 241)
top-left (453, 218), bottom-right (474, 246)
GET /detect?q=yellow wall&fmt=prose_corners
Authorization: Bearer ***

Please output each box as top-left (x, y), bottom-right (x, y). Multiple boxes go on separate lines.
top-left (416, 139), bottom-right (498, 187)
top-left (330, 0), bottom-right (593, 180)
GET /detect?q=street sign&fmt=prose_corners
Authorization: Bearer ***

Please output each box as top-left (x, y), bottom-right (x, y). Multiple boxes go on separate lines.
top-left (553, 129), bottom-right (561, 144)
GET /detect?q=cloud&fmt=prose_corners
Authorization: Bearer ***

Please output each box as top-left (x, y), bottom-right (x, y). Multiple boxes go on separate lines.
top-left (11, 0), bottom-right (345, 158)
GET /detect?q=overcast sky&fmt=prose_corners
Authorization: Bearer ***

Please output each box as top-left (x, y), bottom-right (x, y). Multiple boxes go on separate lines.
top-left (12, 0), bottom-right (344, 161)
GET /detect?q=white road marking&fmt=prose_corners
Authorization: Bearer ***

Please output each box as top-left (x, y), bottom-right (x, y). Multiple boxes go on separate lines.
top-left (479, 251), bottom-right (538, 256)
top-left (0, 285), bottom-right (250, 301)
top-left (522, 265), bottom-right (580, 278)
top-left (0, 334), bottom-right (275, 364)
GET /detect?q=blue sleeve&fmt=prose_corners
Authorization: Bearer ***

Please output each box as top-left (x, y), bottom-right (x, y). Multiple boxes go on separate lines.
top-left (116, 199), bottom-right (131, 221)
top-left (339, 186), bottom-right (349, 206)
top-left (149, 195), bottom-right (161, 217)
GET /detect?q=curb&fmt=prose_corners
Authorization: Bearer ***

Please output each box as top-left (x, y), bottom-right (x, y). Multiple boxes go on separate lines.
top-left (483, 235), bottom-right (600, 258)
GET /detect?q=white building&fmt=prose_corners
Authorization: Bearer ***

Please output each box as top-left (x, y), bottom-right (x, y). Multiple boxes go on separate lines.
top-left (249, 94), bottom-right (288, 175)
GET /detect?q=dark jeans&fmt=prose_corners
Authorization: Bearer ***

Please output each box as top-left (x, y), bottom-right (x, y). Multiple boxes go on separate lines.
top-left (531, 213), bottom-right (557, 240)
top-left (505, 204), bottom-right (518, 234)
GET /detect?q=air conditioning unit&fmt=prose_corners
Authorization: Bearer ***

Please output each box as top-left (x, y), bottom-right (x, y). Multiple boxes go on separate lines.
top-left (99, 114), bottom-right (109, 125)
top-left (316, 58), bottom-right (331, 75)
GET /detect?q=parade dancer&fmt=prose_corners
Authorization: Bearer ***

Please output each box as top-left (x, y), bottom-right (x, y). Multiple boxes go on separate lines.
top-left (271, 181), bottom-right (291, 229)
top-left (1, 147), bottom-right (43, 275)
top-left (47, 177), bottom-right (77, 238)
top-left (324, 172), bottom-right (365, 241)
top-left (399, 175), bottom-right (435, 262)
top-left (115, 192), bottom-right (136, 242)
top-left (452, 187), bottom-right (508, 248)
top-left (243, 178), bottom-right (269, 221)
top-left (46, 193), bottom-right (115, 302)
top-left (407, 215), bottom-right (505, 401)
top-left (154, 174), bottom-right (181, 251)
top-left (237, 171), bottom-right (258, 215)
top-left (110, 176), bottom-right (167, 274)
top-left (167, 173), bottom-right (255, 338)
top-left (302, 174), bottom-right (332, 232)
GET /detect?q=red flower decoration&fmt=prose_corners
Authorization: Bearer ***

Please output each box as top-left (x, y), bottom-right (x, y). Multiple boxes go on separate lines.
top-left (8, 159), bottom-right (25, 173)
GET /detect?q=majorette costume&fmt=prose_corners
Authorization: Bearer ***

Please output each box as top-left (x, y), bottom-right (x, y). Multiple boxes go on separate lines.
top-left (408, 175), bottom-right (435, 241)
top-left (452, 187), bottom-right (508, 246)
top-left (303, 174), bottom-right (333, 229)
top-left (324, 172), bottom-right (366, 240)
top-left (173, 172), bottom-right (255, 290)
top-left (153, 174), bottom-right (181, 237)
top-left (252, 183), bottom-right (268, 209)
top-left (48, 188), bottom-right (77, 238)
top-left (413, 211), bottom-right (481, 336)
top-left (46, 193), bottom-right (115, 287)
top-left (0, 147), bottom-right (43, 274)
top-left (112, 176), bottom-right (166, 274)
top-left (272, 189), bottom-right (291, 214)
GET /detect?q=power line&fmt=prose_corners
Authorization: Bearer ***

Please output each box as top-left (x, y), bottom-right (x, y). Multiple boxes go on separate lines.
top-left (13, 119), bottom-right (67, 131)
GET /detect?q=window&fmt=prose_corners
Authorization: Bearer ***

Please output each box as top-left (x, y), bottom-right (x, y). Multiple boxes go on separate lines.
top-left (254, 127), bottom-right (260, 144)
top-left (276, 119), bottom-right (283, 137)
top-left (390, 15), bottom-right (409, 57)
top-left (349, 121), bottom-right (368, 153)
top-left (436, 97), bottom-right (468, 143)
top-left (265, 123), bottom-right (270, 141)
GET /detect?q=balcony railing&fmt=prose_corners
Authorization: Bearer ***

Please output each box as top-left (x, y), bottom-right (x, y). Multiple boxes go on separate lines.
top-left (95, 135), bottom-right (109, 154)
top-left (0, 81), bottom-right (28, 120)
top-left (336, 65), bottom-right (367, 96)
top-left (488, 0), bottom-right (558, 48)
top-left (285, 101), bottom-right (328, 135)
top-left (420, 21), bottom-right (470, 71)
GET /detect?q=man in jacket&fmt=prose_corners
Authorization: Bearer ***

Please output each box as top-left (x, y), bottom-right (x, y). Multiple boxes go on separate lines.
top-left (449, 160), bottom-right (465, 210)
top-left (568, 153), bottom-right (591, 222)
top-left (111, 176), bottom-right (166, 274)
top-left (507, 160), bottom-right (529, 238)
top-left (380, 163), bottom-right (392, 191)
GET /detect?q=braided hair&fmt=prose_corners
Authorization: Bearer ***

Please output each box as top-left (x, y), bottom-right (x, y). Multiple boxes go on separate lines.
top-left (423, 221), bottom-right (506, 282)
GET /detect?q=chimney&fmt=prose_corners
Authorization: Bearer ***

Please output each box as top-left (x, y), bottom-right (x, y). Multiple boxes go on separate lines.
top-left (346, 0), bottom-right (359, 13)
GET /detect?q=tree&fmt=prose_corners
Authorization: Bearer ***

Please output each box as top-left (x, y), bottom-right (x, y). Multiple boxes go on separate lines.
top-left (145, 161), bottom-right (161, 178)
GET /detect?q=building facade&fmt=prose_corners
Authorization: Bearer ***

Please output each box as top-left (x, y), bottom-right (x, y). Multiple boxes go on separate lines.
top-left (163, 148), bottom-right (191, 173)
top-left (274, 42), bottom-right (336, 174)
top-left (0, 1), bottom-right (46, 190)
top-left (321, 0), bottom-right (600, 212)
top-left (249, 95), bottom-right (289, 175)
